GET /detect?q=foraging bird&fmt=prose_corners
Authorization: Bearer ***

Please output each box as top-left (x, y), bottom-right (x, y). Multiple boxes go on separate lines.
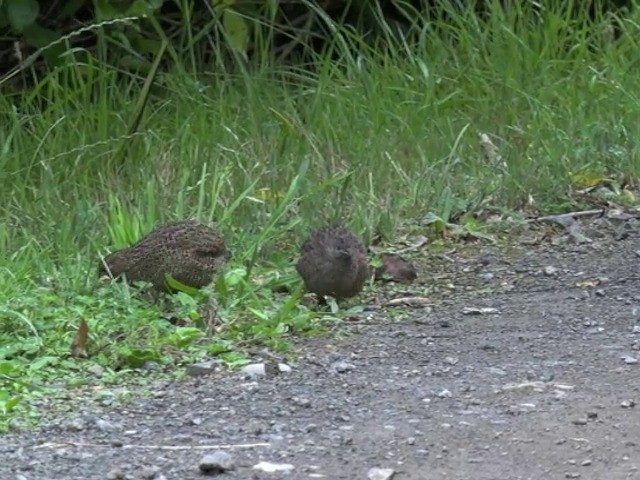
top-left (98, 220), bottom-right (230, 291)
top-left (296, 225), bottom-right (370, 300)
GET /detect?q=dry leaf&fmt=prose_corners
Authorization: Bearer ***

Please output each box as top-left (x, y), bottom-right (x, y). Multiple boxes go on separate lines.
top-left (71, 319), bottom-right (89, 358)
top-left (374, 253), bottom-right (418, 284)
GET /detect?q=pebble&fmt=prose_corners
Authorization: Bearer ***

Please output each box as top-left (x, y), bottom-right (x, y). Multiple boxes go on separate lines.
top-left (241, 363), bottom-right (266, 378)
top-left (87, 364), bottom-right (105, 377)
top-left (66, 418), bottom-right (86, 431)
top-left (186, 360), bottom-right (220, 377)
top-left (199, 451), bottom-right (235, 473)
top-left (141, 360), bottom-right (160, 371)
top-left (437, 389), bottom-right (453, 398)
top-left (95, 419), bottom-right (117, 432)
top-left (106, 467), bottom-right (126, 480)
top-left (252, 461), bottom-right (294, 473)
top-left (622, 356), bottom-right (638, 364)
top-left (278, 363), bottom-right (292, 373)
top-left (331, 361), bottom-right (355, 373)
top-left (571, 418), bottom-right (588, 425)
top-left (620, 399), bottom-right (636, 408)
top-left (367, 467), bottom-right (396, 480)
top-left (140, 465), bottom-right (162, 479)
top-left (291, 396), bottom-right (312, 408)
top-left (544, 266), bottom-right (558, 276)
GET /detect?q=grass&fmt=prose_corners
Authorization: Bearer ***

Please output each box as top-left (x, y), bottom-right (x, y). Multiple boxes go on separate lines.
top-left (1, 1), bottom-right (640, 429)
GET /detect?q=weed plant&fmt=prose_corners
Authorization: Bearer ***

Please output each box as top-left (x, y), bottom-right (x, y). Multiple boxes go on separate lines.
top-left (1, 1), bottom-right (639, 428)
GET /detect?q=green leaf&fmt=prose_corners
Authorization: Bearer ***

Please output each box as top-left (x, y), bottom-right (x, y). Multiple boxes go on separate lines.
top-left (95, 0), bottom-right (122, 21)
top-left (21, 23), bottom-right (64, 67)
top-left (165, 275), bottom-right (201, 295)
top-left (222, 9), bottom-right (249, 57)
top-left (59, 0), bottom-right (85, 19)
top-left (6, 0), bottom-right (39, 31)
top-left (167, 327), bottom-right (204, 348)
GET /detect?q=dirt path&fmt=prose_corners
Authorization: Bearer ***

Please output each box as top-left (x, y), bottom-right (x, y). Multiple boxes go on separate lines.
top-left (3, 224), bottom-right (640, 480)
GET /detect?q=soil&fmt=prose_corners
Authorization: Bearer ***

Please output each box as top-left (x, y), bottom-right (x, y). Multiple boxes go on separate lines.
top-left (3, 217), bottom-right (640, 480)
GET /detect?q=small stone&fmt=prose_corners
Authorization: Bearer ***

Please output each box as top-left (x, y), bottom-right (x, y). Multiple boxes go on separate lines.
top-left (367, 467), bottom-right (396, 480)
top-left (186, 360), bottom-right (219, 377)
top-left (66, 418), bottom-right (86, 431)
top-left (140, 465), bottom-right (161, 479)
top-left (595, 289), bottom-right (605, 297)
top-left (141, 361), bottom-right (160, 371)
top-left (331, 361), bottom-right (355, 373)
top-left (462, 307), bottom-right (500, 315)
top-left (278, 363), bottom-right (292, 373)
top-left (488, 367), bottom-right (507, 376)
top-left (291, 396), bottom-right (312, 408)
top-left (544, 266), bottom-right (558, 276)
top-left (571, 418), bottom-right (588, 425)
top-left (632, 326), bottom-right (640, 334)
top-left (87, 364), bottom-right (105, 377)
top-left (444, 357), bottom-right (459, 365)
top-left (106, 468), bottom-right (126, 480)
top-left (565, 473), bottom-right (580, 479)
top-left (622, 356), bottom-right (638, 364)
top-left (252, 462), bottom-right (294, 473)
top-left (581, 459), bottom-right (592, 466)
top-left (241, 363), bottom-right (266, 378)
top-left (621, 399), bottom-right (636, 408)
top-left (95, 419), bottom-right (117, 432)
top-left (437, 389), bottom-right (453, 398)
top-left (199, 451), bottom-right (235, 474)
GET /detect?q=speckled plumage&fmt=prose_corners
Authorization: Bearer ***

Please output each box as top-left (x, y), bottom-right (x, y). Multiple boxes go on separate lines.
top-left (296, 225), bottom-right (370, 300)
top-left (98, 220), bottom-right (229, 291)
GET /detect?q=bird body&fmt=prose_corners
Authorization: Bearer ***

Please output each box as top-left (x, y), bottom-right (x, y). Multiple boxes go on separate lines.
top-left (99, 220), bottom-right (229, 291)
top-left (296, 225), bottom-right (370, 300)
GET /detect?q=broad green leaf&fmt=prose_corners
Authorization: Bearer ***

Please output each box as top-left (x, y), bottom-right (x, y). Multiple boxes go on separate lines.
top-left (21, 23), bottom-right (64, 66)
top-left (95, 0), bottom-right (122, 21)
top-left (165, 275), bottom-right (201, 295)
top-left (59, 0), bottom-right (85, 19)
top-left (222, 9), bottom-right (249, 57)
top-left (6, 0), bottom-right (38, 31)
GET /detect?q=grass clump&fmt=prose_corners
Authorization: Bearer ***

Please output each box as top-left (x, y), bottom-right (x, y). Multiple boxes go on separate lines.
top-left (2, 1), bottom-right (640, 429)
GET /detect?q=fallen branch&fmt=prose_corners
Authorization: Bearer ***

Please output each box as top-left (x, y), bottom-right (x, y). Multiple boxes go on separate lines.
top-left (395, 236), bottom-right (429, 254)
top-left (386, 297), bottom-right (434, 307)
top-left (528, 209), bottom-right (605, 224)
top-left (33, 441), bottom-right (269, 450)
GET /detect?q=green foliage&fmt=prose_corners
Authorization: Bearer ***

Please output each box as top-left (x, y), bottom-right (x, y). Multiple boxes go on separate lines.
top-left (2, 0), bottom-right (640, 431)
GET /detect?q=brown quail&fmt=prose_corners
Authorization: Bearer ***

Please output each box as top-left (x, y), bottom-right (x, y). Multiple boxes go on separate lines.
top-left (296, 225), bottom-right (370, 300)
top-left (98, 220), bottom-right (230, 291)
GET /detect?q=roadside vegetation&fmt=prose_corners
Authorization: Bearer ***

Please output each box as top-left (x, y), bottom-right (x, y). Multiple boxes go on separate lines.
top-left (1, 0), bottom-right (639, 430)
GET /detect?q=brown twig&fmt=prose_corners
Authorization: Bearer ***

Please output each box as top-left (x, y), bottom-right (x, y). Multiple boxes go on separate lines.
top-left (33, 441), bottom-right (270, 450)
